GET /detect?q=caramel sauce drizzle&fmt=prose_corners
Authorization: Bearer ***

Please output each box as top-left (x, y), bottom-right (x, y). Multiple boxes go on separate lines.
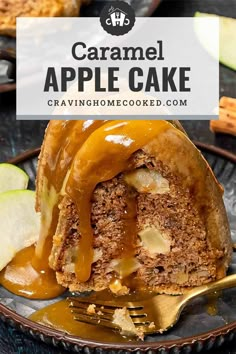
top-left (34, 121), bottom-right (79, 266)
top-left (66, 120), bottom-right (171, 282)
top-left (0, 120), bottom-right (171, 299)
top-left (122, 192), bottom-right (137, 258)
top-left (34, 120), bottom-right (107, 267)
top-left (113, 191), bottom-right (139, 281)
top-left (0, 120), bottom-right (107, 299)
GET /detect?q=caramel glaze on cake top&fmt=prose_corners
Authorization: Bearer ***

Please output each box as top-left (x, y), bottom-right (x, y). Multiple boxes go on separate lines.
top-left (0, 120), bottom-right (232, 299)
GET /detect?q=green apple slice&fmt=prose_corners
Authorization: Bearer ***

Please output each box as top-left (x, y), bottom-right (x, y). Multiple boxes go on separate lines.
top-left (0, 163), bottom-right (29, 193)
top-left (195, 12), bottom-right (236, 70)
top-left (0, 190), bottom-right (40, 271)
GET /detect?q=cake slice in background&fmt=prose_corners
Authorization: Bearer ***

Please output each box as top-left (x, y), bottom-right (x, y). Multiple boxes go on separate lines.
top-left (0, 0), bottom-right (85, 37)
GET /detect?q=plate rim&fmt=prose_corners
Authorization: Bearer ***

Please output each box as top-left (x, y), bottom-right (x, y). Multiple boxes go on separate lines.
top-left (0, 303), bottom-right (236, 351)
top-left (1, 142), bottom-right (236, 352)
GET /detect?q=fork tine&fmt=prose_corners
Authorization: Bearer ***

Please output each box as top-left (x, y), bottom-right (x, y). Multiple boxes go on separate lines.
top-left (71, 308), bottom-right (150, 326)
top-left (73, 312), bottom-right (150, 329)
top-left (68, 301), bottom-right (90, 310)
top-left (73, 313), bottom-right (118, 330)
top-left (67, 297), bottom-right (143, 310)
top-left (69, 301), bottom-right (146, 318)
top-left (72, 308), bottom-right (113, 322)
top-left (68, 297), bottom-right (119, 309)
top-left (98, 307), bottom-right (147, 318)
top-left (133, 321), bottom-right (151, 326)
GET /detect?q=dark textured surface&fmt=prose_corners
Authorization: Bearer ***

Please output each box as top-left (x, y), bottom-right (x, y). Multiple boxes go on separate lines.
top-left (0, 0), bottom-right (235, 353)
top-left (0, 152), bottom-right (235, 354)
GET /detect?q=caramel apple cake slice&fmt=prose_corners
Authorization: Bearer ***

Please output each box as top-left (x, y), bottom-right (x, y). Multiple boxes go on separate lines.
top-left (35, 120), bottom-right (232, 295)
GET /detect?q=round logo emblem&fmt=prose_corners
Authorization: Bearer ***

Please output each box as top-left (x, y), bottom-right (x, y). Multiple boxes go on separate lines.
top-left (100, 1), bottom-right (136, 36)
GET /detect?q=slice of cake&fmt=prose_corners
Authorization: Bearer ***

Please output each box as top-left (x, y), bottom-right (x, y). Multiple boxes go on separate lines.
top-left (0, 0), bottom-right (84, 37)
top-left (36, 120), bottom-right (232, 295)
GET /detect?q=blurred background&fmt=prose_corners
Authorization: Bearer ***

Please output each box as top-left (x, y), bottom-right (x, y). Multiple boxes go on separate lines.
top-left (0, 1), bottom-right (235, 354)
top-left (0, 0), bottom-right (235, 162)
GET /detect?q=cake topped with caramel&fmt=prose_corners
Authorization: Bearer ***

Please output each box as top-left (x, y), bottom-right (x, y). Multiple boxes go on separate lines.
top-left (31, 120), bottom-right (231, 296)
top-left (0, 120), bottom-right (232, 303)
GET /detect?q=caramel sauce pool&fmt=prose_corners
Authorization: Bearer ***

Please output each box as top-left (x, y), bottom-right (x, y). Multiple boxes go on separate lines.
top-left (0, 246), bottom-right (65, 299)
top-left (29, 290), bottom-right (154, 342)
top-left (29, 300), bottom-right (131, 342)
top-left (206, 291), bottom-right (221, 316)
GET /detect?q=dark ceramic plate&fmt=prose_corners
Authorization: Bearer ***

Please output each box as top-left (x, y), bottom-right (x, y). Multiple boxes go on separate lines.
top-left (0, 143), bottom-right (236, 353)
top-left (0, 0), bottom-right (161, 94)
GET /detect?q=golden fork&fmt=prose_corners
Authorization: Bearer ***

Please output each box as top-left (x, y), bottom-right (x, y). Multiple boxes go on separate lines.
top-left (68, 274), bottom-right (236, 335)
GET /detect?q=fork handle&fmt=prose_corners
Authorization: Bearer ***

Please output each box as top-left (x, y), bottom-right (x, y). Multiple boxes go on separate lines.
top-left (183, 274), bottom-right (236, 302)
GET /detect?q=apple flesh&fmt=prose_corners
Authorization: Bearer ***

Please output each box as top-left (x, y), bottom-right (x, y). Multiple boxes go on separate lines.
top-left (0, 190), bottom-right (40, 271)
top-left (0, 163), bottom-right (29, 193)
top-left (195, 12), bottom-right (236, 71)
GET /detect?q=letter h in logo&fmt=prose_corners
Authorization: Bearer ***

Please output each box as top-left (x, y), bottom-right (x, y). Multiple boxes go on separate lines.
top-left (106, 7), bottom-right (130, 27)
